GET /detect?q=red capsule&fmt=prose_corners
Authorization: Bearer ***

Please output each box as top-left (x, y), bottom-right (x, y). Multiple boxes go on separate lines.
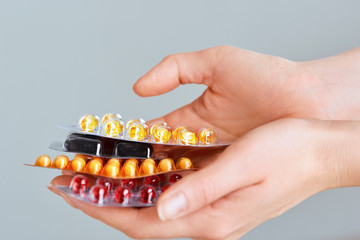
top-left (96, 178), bottom-right (114, 193)
top-left (113, 186), bottom-right (131, 204)
top-left (70, 175), bottom-right (89, 194)
top-left (140, 186), bottom-right (156, 204)
top-left (89, 185), bottom-right (108, 204)
top-left (121, 179), bottom-right (137, 190)
top-left (169, 174), bottom-right (182, 183)
top-left (144, 175), bottom-right (160, 187)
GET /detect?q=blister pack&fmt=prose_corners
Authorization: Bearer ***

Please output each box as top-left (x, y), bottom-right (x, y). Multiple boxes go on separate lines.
top-left (56, 173), bottom-right (185, 207)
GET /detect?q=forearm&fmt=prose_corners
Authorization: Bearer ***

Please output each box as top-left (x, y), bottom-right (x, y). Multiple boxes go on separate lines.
top-left (319, 120), bottom-right (360, 189)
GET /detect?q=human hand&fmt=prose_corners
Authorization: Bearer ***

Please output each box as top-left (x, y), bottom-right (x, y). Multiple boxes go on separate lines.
top-left (134, 46), bottom-right (360, 142)
top-left (48, 118), bottom-right (360, 239)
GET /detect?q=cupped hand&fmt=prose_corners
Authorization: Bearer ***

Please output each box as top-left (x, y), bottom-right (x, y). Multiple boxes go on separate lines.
top-left (134, 46), bottom-right (360, 142)
top-left (49, 118), bottom-right (348, 240)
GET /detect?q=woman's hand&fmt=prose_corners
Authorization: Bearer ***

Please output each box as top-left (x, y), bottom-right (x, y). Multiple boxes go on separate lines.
top-left (134, 46), bottom-right (360, 142)
top-left (48, 118), bottom-right (360, 239)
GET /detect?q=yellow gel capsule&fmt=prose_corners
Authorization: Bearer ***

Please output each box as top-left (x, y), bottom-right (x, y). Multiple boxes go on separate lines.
top-left (121, 162), bottom-right (139, 177)
top-left (51, 155), bottom-right (69, 169)
top-left (139, 159), bottom-right (156, 175)
top-left (124, 158), bottom-right (139, 166)
top-left (152, 125), bottom-right (172, 143)
top-left (85, 159), bottom-right (103, 175)
top-left (149, 121), bottom-right (166, 136)
top-left (79, 114), bottom-right (99, 132)
top-left (106, 158), bottom-right (122, 166)
top-left (35, 155), bottom-right (51, 167)
top-left (102, 163), bottom-right (120, 177)
top-left (68, 157), bottom-right (86, 172)
top-left (176, 157), bottom-right (193, 170)
top-left (178, 129), bottom-right (198, 145)
top-left (172, 126), bottom-right (188, 142)
top-left (101, 113), bottom-right (121, 124)
top-left (126, 119), bottom-right (142, 131)
top-left (157, 158), bottom-right (176, 172)
top-left (128, 122), bottom-right (148, 141)
top-left (103, 119), bottom-right (124, 137)
top-left (75, 154), bottom-right (91, 161)
top-left (199, 128), bottom-right (217, 145)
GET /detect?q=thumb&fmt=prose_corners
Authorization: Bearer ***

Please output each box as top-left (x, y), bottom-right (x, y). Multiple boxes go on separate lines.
top-left (156, 140), bottom-right (262, 221)
top-left (133, 46), bottom-right (230, 97)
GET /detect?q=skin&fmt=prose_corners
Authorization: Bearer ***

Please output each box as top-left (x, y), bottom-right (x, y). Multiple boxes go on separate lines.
top-left (48, 46), bottom-right (360, 239)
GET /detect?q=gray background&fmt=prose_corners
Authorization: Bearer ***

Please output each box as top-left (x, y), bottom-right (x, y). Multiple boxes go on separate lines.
top-left (0, 0), bottom-right (359, 239)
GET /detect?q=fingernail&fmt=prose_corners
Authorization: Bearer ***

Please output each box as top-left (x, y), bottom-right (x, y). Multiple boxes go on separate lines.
top-left (158, 193), bottom-right (187, 221)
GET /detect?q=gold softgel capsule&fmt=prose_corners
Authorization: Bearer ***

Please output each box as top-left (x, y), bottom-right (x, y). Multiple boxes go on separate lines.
top-left (35, 155), bottom-right (51, 167)
top-left (152, 125), bottom-right (172, 143)
top-left (178, 129), bottom-right (198, 145)
top-left (139, 158), bottom-right (156, 175)
top-left (79, 114), bottom-right (100, 132)
top-left (101, 113), bottom-right (121, 124)
top-left (127, 122), bottom-right (148, 141)
top-left (51, 155), bottom-right (69, 169)
top-left (157, 158), bottom-right (176, 172)
top-left (103, 119), bottom-right (124, 137)
top-left (199, 128), bottom-right (217, 145)
top-left (176, 157), bottom-right (193, 169)
top-left (172, 126), bottom-right (188, 142)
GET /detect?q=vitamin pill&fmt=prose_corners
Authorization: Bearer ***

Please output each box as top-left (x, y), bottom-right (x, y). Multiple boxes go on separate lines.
top-left (121, 179), bottom-right (137, 190)
top-left (172, 126), bottom-right (188, 142)
top-left (178, 129), bottom-right (198, 145)
top-left (90, 185), bottom-right (108, 204)
top-left (101, 113), bottom-right (121, 124)
top-left (140, 186), bottom-right (156, 204)
top-left (169, 174), bottom-right (182, 183)
top-left (96, 178), bottom-right (114, 193)
top-left (68, 157), bottom-right (87, 172)
top-left (106, 158), bottom-right (122, 166)
top-left (121, 161), bottom-right (139, 177)
top-left (199, 128), bottom-right (217, 145)
top-left (157, 158), bottom-right (176, 172)
top-left (102, 162), bottom-right (120, 177)
top-left (79, 114), bottom-right (100, 132)
top-left (51, 155), bottom-right (69, 169)
top-left (85, 158), bottom-right (103, 175)
top-left (176, 157), bottom-right (193, 170)
top-left (114, 186), bottom-right (131, 204)
top-left (144, 175), bottom-right (160, 187)
top-left (35, 155), bottom-right (51, 167)
top-left (152, 125), bottom-right (172, 143)
top-left (70, 175), bottom-right (89, 194)
top-left (127, 122), bottom-right (148, 141)
top-left (149, 121), bottom-right (166, 136)
top-left (103, 119), bottom-right (124, 137)
top-left (125, 118), bottom-right (144, 131)
top-left (139, 158), bottom-right (156, 175)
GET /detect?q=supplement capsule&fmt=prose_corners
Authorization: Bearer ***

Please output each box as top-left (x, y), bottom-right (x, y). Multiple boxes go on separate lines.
top-left (125, 118), bottom-right (145, 131)
top-left (68, 157), bottom-right (87, 172)
top-left (172, 126), bottom-right (188, 142)
top-left (103, 119), bottom-right (124, 137)
top-left (121, 162), bottom-right (139, 177)
top-left (101, 113), bottom-right (122, 124)
top-left (152, 125), bottom-right (172, 143)
top-left (102, 162), bottom-right (120, 178)
top-left (149, 121), bottom-right (167, 136)
top-left (176, 157), bottom-right (193, 170)
top-left (35, 155), bottom-right (51, 167)
top-left (178, 129), bottom-right (198, 145)
top-left (198, 128), bottom-right (217, 145)
top-left (127, 122), bottom-right (148, 141)
top-left (79, 114), bottom-right (100, 132)
top-left (157, 158), bottom-right (176, 172)
top-left (106, 158), bottom-right (122, 166)
top-left (139, 158), bottom-right (156, 175)
top-left (51, 155), bottom-right (69, 169)
top-left (85, 158), bottom-right (103, 175)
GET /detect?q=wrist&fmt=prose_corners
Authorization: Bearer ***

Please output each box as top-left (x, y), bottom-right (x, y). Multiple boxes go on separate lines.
top-left (316, 121), bottom-right (360, 189)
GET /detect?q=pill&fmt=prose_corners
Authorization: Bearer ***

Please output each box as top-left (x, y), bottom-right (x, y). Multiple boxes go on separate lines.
top-left (85, 159), bottom-right (103, 175)
top-left (199, 128), bottom-right (217, 145)
top-left (35, 155), bottom-right (51, 167)
top-left (121, 162), bottom-right (139, 177)
top-left (121, 179), bottom-right (137, 190)
top-left (140, 186), bottom-right (156, 204)
top-left (51, 155), bottom-right (69, 169)
top-left (68, 157), bottom-right (87, 172)
top-left (176, 157), bottom-right (193, 170)
top-left (114, 186), bottom-right (131, 204)
top-left (169, 174), bottom-right (182, 183)
top-left (127, 122), bottom-right (148, 141)
top-left (89, 185), bottom-right (108, 204)
top-left (152, 125), bottom-right (172, 143)
top-left (79, 114), bottom-right (100, 132)
top-left (70, 175), bottom-right (89, 194)
top-left (101, 113), bottom-right (121, 124)
top-left (139, 158), bottom-right (156, 175)
top-left (157, 158), bottom-right (176, 172)
top-left (96, 178), bottom-right (114, 193)
top-left (102, 162), bottom-right (120, 177)
top-left (144, 175), bottom-right (160, 187)
top-left (103, 119), bottom-right (124, 137)
top-left (178, 129), bottom-right (198, 145)
top-left (172, 126), bottom-right (188, 142)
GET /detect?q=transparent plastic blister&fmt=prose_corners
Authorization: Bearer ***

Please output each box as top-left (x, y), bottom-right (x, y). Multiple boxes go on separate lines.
top-left (28, 154), bottom-right (196, 179)
top-left (56, 173), bottom-right (185, 207)
top-left (57, 113), bottom-right (230, 147)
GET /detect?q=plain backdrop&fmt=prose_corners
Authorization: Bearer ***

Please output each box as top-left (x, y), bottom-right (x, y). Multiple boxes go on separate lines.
top-left (0, 1), bottom-right (359, 239)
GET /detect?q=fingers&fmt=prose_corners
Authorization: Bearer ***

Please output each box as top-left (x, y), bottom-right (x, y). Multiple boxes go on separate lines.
top-left (133, 46), bottom-right (233, 97)
top-left (156, 140), bottom-right (264, 222)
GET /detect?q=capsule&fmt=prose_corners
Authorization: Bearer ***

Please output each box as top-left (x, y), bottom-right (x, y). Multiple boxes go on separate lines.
top-left (68, 157), bottom-right (87, 172)
top-left (35, 155), bottom-right (51, 167)
top-left (103, 119), bottom-right (124, 137)
top-left (85, 158), bottom-right (103, 175)
top-left (172, 126), bottom-right (188, 142)
top-left (101, 162), bottom-right (120, 178)
top-left (176, 157), bottom-right (193, 170)
top-left (157, 158), bottom-right (176, 172)
top-left (121, 161), bottom-right (139, 177)
top-left (79, 114), bottom-right (100, 132)
top-left (199, 128), bottom-right (217, 145)
top-left (149, 121), bottom-right (166, 136)
top-left (178, 129), bottom-right (198, 145)
top-left (125, 118), bottom-right (145, 131)
top-left (152, 125), bottom-right (172, 143)
top-left (106, 158), bottom-right (122, 166)
top-left (51, 155), bottom-right (69, 169)
top-left (127, 122), bottom-right (148, 141)
top-left (139, 158), bottom-right (157, 175)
